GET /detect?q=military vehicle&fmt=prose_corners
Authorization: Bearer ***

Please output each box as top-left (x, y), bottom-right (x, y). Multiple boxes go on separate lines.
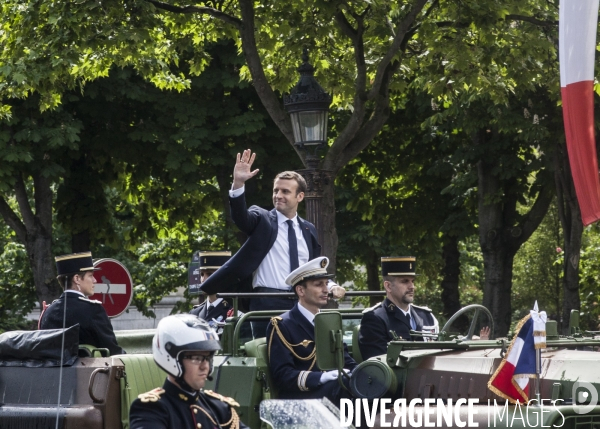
top-left (1, 292), bottom-right (599, 428)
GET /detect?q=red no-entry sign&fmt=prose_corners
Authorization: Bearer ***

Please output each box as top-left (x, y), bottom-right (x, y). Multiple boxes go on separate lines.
top-left (90, 258), bottom-right (134, 318)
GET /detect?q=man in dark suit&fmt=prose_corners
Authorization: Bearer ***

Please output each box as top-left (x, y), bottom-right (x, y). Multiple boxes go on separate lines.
top-left (190, 251), bottom-right (232, 333)
top-left (358, 256), bottom-right (438, 361)
top-left (40, 252), bottom-right (124, 356)
top-left (200, 149), bottom-right (344, 337)
top-left (266, 257), bottom-right (356, 404)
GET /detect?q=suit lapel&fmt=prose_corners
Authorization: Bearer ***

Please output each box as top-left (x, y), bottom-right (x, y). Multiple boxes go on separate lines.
top-left (290, 305), bottom-right (315, 340)
top-left (386, 299), bottom-right (411, 329)
top-left (297, 217), bottom-right (314, 259)
top-left (410, 307), bottom-right (424, 331)
top-left (201, 303), bottom-right (209, 320)
top-left (268, 209), bottom-right (279, 250)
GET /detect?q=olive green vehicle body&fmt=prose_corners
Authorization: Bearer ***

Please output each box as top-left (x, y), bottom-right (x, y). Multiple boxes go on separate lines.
top-left (1, 307), bottom-right (600, 428)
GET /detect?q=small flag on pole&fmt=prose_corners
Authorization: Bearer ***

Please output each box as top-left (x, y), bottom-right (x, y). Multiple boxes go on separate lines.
top-left (488, 306), bottom-right (547, 404)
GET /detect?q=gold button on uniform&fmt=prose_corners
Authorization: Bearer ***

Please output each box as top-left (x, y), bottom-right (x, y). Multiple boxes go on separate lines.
top-left (197, 424), bottom-right (202, 428)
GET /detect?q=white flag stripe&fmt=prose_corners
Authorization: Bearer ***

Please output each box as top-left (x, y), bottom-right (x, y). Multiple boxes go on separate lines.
top-left (95, 284), bottom-right (127, 294)
top-left (559, 0), bottom-right (600, 86)
top-left (506, 337), bottom-right (525, 366)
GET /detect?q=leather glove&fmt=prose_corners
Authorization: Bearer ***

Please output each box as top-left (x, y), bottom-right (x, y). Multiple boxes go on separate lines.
top-left (319, 370), bottom-right (338, 384)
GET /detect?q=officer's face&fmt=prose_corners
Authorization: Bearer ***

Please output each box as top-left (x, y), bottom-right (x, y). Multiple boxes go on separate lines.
top-left (74, 271), bottom-right (97, 297)
top-left (296, 278), bottom-right (329, 311)
top-left (200, 269), bottom-right (216, 283)
top-left (182, 351), bottom-right (212, 391)
top-left (273, 179), bottom-right (304, 218)
top-left (384, 276), bottom-right (415, 309)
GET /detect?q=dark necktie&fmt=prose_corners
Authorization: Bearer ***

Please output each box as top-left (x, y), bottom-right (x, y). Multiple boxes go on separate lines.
top-left (404, 312), bottom-right (412, 328)
top-left (286, 220), bottom-right (299, 272)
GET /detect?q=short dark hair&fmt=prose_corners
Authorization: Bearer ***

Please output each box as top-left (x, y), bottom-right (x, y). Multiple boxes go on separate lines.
top-left (293, 281), bottom-right (307, 297)
top-left (382, 275), bottom-right (395, 284)
top-left (274, 171), bottom-right (307, 195)
top-left (58, 271), bottom-right (87, 290)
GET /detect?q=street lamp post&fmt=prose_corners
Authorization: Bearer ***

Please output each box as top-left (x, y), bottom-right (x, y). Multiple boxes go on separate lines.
top-left (283, 49), bottom-right (332, 248)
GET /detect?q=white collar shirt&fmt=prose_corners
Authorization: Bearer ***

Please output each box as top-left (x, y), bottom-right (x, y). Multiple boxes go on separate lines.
top-left (252, 209), bottom-right (309, 290)
top-left (207, 297), bottom-right (223, 308)
top-left (65, 290), bottom-right (85, 297)
top-left (297, 302), bottom-right (318, 325)
top-left (229, 185), bottom-right (310, 290)
top-left (400, 305), bottom-right (416, 330)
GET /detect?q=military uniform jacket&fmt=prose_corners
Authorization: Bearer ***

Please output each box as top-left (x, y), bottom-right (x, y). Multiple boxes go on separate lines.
top-left (190, 299), bottom-right (231, 323)
top-left (130, 378), bottom-right (248, 429)
top-left (40, 291), bottom-right (123, 356)
top-left (358, 298), bottom-right (438, 360)
top-left (266, 304), bottom-right (357, 399)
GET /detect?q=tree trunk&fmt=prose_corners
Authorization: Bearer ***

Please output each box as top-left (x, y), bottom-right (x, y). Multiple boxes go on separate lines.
top-left (365, 250), bottom-right (382, 307)
top-left (440, 235), bottom-right (462, 319)
top-left (0, 173), bottom-right (61, 308)
top-left (562, 232), bottom-right (581, 332)
top-left (554, 144), bottom-right (583, 334)
top-left (319, 178), bottom-right (338, 271)
top-left (29, 231), bottom-right (61, 307)
top-left (480, 244), bottom-right (515, 336)
top-left (474, 130), bottom-right (552, 337)
top-left (72, 230), bottom-right (91, 253)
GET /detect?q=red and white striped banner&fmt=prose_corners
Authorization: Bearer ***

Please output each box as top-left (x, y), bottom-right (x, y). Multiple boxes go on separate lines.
top-left (559, 0), bottom-right (600, 225)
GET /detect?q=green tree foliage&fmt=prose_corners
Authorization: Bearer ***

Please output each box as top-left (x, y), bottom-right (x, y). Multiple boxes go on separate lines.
top-left (512, 200), bottom-right (563, 321)
top-left (0, 38), bottom-right (296, 313)
top-left (0, 224), bottom-right (36, 331)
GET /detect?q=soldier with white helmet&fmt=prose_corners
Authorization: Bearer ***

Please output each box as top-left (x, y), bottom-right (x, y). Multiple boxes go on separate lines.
top-left (129, 314), bottom-right (248, 429)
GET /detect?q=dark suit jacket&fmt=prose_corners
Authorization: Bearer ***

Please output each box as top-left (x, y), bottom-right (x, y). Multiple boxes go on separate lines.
top-left (130, 378), bottom-right (248, 429)
top-left (358, 298), bottom-right (438, 360)
top-left (266, 304), bottom-right (357, 401)
top-left (40, 292), bottom-right (124, 356)
top-left (190, 299), bottom-right (231, 322)
top-left (200, 193), bottom-right (321, 295)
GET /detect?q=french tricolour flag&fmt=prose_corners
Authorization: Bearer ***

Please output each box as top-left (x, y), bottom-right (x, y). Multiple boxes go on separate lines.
top-left (559, 0), bottom-right (600, 226)
top-left (488, 310), bottom-right (547, 404)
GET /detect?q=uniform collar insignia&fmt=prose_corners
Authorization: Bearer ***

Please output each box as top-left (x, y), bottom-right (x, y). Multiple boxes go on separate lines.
top-left (138, 387), bottom-right (165, 403)
top-left (179, 393), bottom-right (188, 401)
top-left (204, 389), bottom-right (240, 407)
top-left (387, 302), bottom-right (396, 311)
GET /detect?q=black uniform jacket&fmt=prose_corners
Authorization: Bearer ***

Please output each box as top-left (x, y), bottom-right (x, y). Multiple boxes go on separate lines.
top-left (358, 298), bottom-right (438, 360)
top-left (266, 304), bottom-right (357, 400)
top-left (190, 299), bottom-right (231, 323)
top-left (200, 193), bottom-right (321, 295)
top-left (40, 291), bottom-right (123, 355)
top-left (129, 378), bottom-right (248, 429)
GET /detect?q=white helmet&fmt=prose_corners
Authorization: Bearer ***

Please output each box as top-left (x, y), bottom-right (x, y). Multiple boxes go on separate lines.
top-left (152, 314), bottom-right (221, 378)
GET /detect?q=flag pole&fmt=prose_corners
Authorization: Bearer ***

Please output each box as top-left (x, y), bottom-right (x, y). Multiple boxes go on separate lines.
top-left (534, 301), bottom-right (541, 405)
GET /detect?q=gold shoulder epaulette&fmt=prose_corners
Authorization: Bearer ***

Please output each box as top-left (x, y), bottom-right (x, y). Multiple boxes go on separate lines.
top-left (362, 302), bottom-right (382, 314)
top-left (138, 387), bottom-right (165, 403)
top-left (204, 390), bottom-right (240, 407)
top-left (79, 296), bottom-right (102, 304)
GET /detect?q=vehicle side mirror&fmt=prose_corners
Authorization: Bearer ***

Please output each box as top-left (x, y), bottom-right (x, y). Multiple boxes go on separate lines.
top-left (314, 312), bottom-right (343, 371)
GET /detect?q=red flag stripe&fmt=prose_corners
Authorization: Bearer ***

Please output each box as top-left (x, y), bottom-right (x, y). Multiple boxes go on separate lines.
top-left (561, 82), bottom-right (600, 225)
